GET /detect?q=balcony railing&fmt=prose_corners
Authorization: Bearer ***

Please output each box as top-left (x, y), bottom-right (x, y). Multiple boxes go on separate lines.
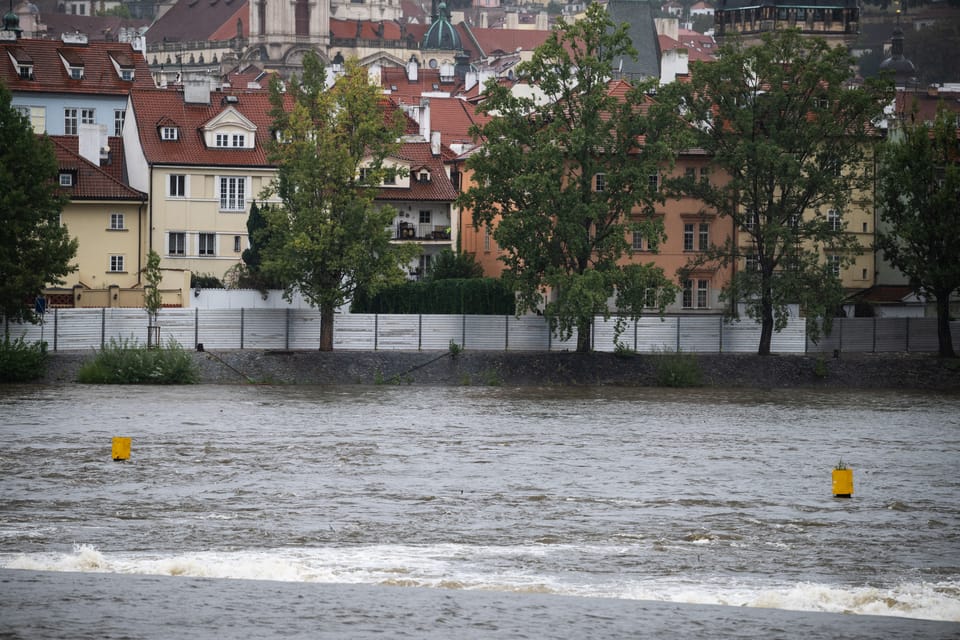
top-left (395, 222), bottom-right (451, 241)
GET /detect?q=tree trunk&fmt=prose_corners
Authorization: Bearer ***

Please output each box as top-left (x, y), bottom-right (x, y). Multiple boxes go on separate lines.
top-left (935, 293), bottom-right (956, 358)
top-left (319, 303), bottom-right (335, 351)
top-left (576, 317), bottom-right (592, 353)
top-left (758, 280), bottom-right (774, 356)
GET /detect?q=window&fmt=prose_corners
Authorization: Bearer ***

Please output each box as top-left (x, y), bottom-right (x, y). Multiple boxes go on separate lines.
top-left (632, 231), bottom-right (644, 251)
top-left (595, 173), bottom-right (606, 192)
top-left (18, 64), bottom-right (34, 80)
top-left (234, 235), bottom-right (242, 253)
top-left (744, 210), bottom-right (759, 231)
top-left (648, 174), bottom-right (659, 191)
top-left (698, 223), bottom-right (709, 251)
top-left (168, 174), bottom-right (186, 197)
top-left (59, 172), bottom-right (73, 187)
top-left (745, 253), bottom-right (759, 272)
top-left (827, 254), bottom-right (841, 277)
top-left (684, 167), bottom-right (696, 180)
top-left (684, 223), bottom-right (695, 251)
top-left (109, 255), bottom-right (125, 272)
top-left (114, 110), bottom-right (125, 136)
top-left (81, 108), bottom-right (95, 125)
top-left (483, 228), bottom-right (491, 252)
top-left (168, 232), bottom-right (186, 256)
top-left (198, 233), bottom-right (216, 256)
top-left (419, 210), bottom-right (431, 224)
top-left (15, 105), bottom-right (45, 133)
top-left (161, 126), bottom-right (179, 141)
top-left (64, 108), bottom-right (77, 135)
top-left (418, 253), bottom-right (432, 277)
top-left (219, 177), bottom-right (246, 211)
top-left (120, 69), bottom-right (134, 81)
top-left (683, 279), bottom-right (709, 308)
top-left (383, 172), bottom-right (396, 185)
top-left (700, 166), bottom-right (710, 183)
top-left (359, 167), bottom-right (370, 182)
top-left (70, 66), bottom-right (83, 80)
top-left (827, 208), bottom-right (842, 232)
top-left (232, 134), bottom-right (245, 147)
top-left (110, 213), bottom-right (124, 230)
top-left (214, 133), bottom-right (245, 148)
top-left (216, 133), bottom-right (230, 147)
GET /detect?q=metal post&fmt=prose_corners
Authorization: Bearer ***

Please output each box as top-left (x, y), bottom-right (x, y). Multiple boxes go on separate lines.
top-left (285, 308), bottom-right (290, 350)
top-left (505, 315), bottom-right (510, 351)
top-left (240, 308), bottom-right (245, 349)
top-left (194, 307), bottom-right (199, 349)
top-left (101, 307), bottom-right (106, 348)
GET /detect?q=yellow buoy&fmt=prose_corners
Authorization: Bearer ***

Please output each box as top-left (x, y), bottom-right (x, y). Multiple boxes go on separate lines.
top-left (832, 460), bottom-right (853, 498)
top-left (112, 437), bottom-right (131, 461)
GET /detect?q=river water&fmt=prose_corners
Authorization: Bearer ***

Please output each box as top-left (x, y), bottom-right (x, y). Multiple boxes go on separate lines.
top-left (1, 384), bottom-right (958, 639)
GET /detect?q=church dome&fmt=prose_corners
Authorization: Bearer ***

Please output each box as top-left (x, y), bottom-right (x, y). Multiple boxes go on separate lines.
top-left (879, 26), bottom-right (916, 87)
top-left (422, 2), bottom-right (461, 51)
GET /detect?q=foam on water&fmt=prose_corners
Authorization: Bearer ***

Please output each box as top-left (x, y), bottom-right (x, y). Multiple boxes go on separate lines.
top-left (4, 543), bottom-right (958, 623)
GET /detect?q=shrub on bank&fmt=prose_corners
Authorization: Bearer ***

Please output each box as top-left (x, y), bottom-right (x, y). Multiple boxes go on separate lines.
top-left (0, 337), bottom-right (49, 383)
top-left (654, 351), bottom-right (703, 387)
top-left (77, 338), bottom-right (199, 384)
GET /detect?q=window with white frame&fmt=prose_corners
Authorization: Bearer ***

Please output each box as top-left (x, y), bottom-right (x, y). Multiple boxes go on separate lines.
top-left (827, 254), bottom-right (841, 277)
top-left (81, 108), bottom-right (95, 125)
top-left (59, 172), bottom-right (74, 187)
top-left (698, 223), bottom-right (709, 251)
top-left (595, 173), bottom-right (606, 192)
top-left (109, 213), bottom-right (124, 230)
top-left (419, 210), bottom-right (431, 225)
top-left (215, 133), bottom-right (230, 147)
top-left (827, 208), bottom-right (842, 232)
top-left (234, 235), bottom-right (242, 253)
top-left (168, 174), bottom-right (186, 197)
top-left (18, 63), bottom-right (34, 80)
top-left (683, 223), bottom-right (695, 251)
top-left (168, 232), bottom-right (186, 256)
top-left (161, 126), bottom-right (179, 141)
top-left (114, 109), bottom-right (125, 136)
top-left (64, 108), bottom-right (77, 135)
top-left (483, 228), bottom-right (491, 252)
top-left (213, 132), bottom-right (245, 148)
top-left (232, 134), bottom-right (245, 147)
top-left (15, 105), bottom-right (45, 133)
top-left (69, 65), bottom-right (83, 80)
top-left (219, 177), bottom-right (246, 211)
top-left (744, 210), bottom-right (759, 231)
top-left (683, 279), bottom-right (709, 309)
top-left (745, 253), bottom-right (759, 272)
top-left (198, 233), bottom-right (216, 256)
top-left (109, 255), bottom-right (125, 272)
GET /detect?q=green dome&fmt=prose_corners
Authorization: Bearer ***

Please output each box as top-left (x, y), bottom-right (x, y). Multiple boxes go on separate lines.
top-left (422, 2), bottom-right (461, 51)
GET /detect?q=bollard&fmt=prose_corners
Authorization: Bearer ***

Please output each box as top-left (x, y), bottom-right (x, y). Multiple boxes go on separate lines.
top-left (832, 460), bottom-right (853, 498)
top-left (112, 437), bottom-right (131, 461)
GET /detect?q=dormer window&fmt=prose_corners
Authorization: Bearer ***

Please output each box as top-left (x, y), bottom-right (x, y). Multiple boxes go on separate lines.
top-left (69, 66), bottom-right (84, 80)
top-left (417, 169), bottom-right (431, 183)
top-left (18, 64), bottom-right (34, 80)
top-left (120, 69), bottom-right (134, 81)
top-left (59, 172), bottom-right (74, 187)
top-left (215, 133), bottom-right (245, 148)
top-left (161, 126), bottom-right (179, 141)
top-left (109, 52), bottom-right (136, 82)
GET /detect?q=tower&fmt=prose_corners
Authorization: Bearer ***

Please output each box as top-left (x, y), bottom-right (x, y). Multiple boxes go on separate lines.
top-left (247, 0), bottom-right (330, 69)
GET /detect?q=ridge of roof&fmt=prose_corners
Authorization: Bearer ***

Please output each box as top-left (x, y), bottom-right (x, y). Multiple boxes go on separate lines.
top-left (49, 135), bottom-right (146, 201)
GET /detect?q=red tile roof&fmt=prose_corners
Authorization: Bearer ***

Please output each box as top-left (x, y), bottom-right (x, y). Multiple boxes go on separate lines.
top-left (145, 0), bottom-right (249, 44)
top-left (380, 66), bottom-right (463, 101)
top-left (0, 38), bottom-right (154, 95)
top-left (329, 19), bottom-right (404, 41)
top-left (378, 141), bottom-right (458, 202)
top-left (39, 14), bottom-right (150, 41)
top-left (130, 87), bottom-right (282, 167)
top-left (421, 96), bottom-right (490, 146)
top-left (464, 27), bottom-right (551, 58)
top-left (50, 135), bottom-right (146, 201)
top-left (50, 134), bottom-right (128, 183)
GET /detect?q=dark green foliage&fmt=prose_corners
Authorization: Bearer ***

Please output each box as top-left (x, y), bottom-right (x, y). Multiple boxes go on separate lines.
top-left (0, 81), bottom-right (76, 326)
top-left (77, 338), bottom-right (199, 384)
top-left (654, 352), bottom-right (703, 387)
top-left (428, 250), bottom-right (483, 281)
top-left (0, 336), bottom-right (48, 383)
top-left (352, 278), bottom-right (515, 315)
top-left (190, 273), bottom-right (223, 288)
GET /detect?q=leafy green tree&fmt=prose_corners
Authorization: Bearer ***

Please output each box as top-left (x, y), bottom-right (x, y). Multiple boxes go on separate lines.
top-left (672, 30), bottom-right (892, 355)
top-left (428, 249), bottom-right (483, 280)
top-left (876, 104), bottom-right (960, 358)
top-left (0, 82), bottom-right (75, 330)
top-left (261, 53), bottom-right (418, 351)
top-left (143, 250), bottom-right (162, 348)
top-left (459, 4), bottom-right (684, 352)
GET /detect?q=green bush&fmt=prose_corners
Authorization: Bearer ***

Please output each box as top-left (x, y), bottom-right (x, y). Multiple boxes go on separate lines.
top-left (0, 336), bottom-right (49, 383)
top-left (654, 351), bottom-right (703, 387)
top-left (78, 338), bottom-right (199, 384)
top-left (352, 278), bottom-right (515, 315)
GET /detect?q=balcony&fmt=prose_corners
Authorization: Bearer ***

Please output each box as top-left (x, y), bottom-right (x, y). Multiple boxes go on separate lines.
top-left (395, 221), bottom-right (451, 242)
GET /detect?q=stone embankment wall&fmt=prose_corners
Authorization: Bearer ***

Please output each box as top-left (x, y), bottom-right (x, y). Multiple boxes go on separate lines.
top-left (40, 350), bottom-right (960, 391)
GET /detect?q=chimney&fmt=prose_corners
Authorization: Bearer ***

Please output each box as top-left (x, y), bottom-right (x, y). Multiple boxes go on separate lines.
top-left (407, 55), bottom-right (418, 82)
top-left (78, 123), bottom-right (109, 166)
top-left (430, 130), bottom-right (441, 157)
top-left (183, 78), bottom-right (211, 104)
top-left (419, 97), bottom-right (431, 141)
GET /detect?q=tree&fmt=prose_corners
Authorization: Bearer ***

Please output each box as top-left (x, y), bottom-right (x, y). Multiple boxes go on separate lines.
top-left (672, 30), bottom-right (893, 355)
top-left (427, 249), bottom-right (483, 280)
top-left (143, 250), bottom-right (162, 348)
top-left (459, 4), bottom-right (684, 352)
top-left (261, 53), bottom-right (418, 351)
top-left (0, 81), bottom-right (76, 330)
top-left (876, 104), bottom-right (960, 358)
top-left (228, 200), bottom-right (282, 291)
